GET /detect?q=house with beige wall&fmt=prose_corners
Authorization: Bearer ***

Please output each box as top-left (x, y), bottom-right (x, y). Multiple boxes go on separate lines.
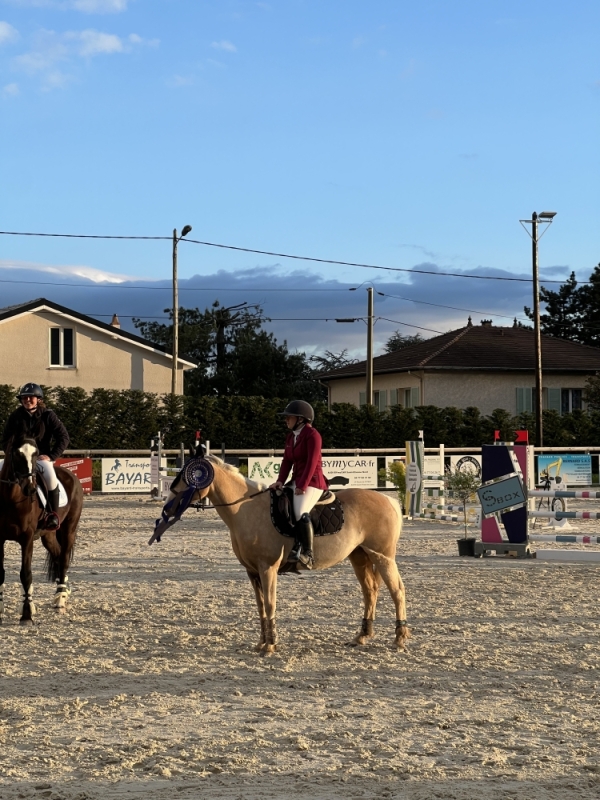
top-left (0, 298), bottom-right (196, 394)
top-left (319, 319), bottom-right (600, 416)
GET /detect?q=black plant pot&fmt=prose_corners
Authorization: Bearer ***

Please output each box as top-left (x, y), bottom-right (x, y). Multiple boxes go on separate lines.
top-left (457, 537), bottom-right (476, 557)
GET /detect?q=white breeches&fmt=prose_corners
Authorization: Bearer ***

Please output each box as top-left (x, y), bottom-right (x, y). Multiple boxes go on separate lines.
top-left (291, 484), bottom-right (324, 519)
top-left (36, 460), bottom-right (59, 491)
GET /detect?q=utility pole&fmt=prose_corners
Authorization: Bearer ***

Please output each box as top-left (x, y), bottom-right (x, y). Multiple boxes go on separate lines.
top-left (171, 224), bottom-right (192, 396)
top-left (366, 287), bottom-right (374, 406)
top-left (520, 211), bottom-right (557, 448)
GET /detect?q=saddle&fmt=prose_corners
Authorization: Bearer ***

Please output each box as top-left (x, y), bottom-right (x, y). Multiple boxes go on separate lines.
top-left (270, 487), bottom-right (345, 538)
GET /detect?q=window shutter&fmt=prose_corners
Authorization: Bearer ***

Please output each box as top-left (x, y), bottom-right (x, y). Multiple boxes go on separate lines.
top-left (378, 390), bottom-right (387, 412)
top-left (389, 389), bottom-right (398, 407)
top-left (411, 387), bottom-right (420, 407)
top-left (359, 391), bottom-right (366, 407)
top-left (516, 387), bottom-right (533, 414)
top-left (547, 388), bottom-right (561, 412)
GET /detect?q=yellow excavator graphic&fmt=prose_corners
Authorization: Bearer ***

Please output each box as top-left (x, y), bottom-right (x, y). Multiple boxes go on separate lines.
top-left (539, 457), bottom-right (563, 487)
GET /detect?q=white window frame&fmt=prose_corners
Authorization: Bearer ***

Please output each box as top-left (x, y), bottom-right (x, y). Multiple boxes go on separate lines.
top-left (49, 327), bottom-right (76, 368)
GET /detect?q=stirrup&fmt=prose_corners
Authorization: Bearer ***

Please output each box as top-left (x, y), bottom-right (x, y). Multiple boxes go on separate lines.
top-left (45, 512), bottom-right (60, 530)
top-left (287, 544), bottom-right (301, 563)
top-left (297, 550), bottom-right (314, 569)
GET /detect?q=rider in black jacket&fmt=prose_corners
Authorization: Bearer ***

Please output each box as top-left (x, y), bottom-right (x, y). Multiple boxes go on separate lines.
top-left (1, 383), bottom-right (69, 529)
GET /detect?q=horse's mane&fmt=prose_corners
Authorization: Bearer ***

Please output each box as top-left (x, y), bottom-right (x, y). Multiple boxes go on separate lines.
top-left (206, 454), bottom-right (269, 491)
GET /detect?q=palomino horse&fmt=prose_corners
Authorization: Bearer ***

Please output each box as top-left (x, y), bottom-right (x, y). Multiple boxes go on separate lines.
top-left (166, 455), bottom-right (409, 654)
top-left (0, 437), bottom-right (83, 624)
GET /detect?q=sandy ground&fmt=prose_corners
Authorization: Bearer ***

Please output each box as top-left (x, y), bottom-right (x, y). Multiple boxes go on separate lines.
top-left (1, 494), bottom-right (600, 800)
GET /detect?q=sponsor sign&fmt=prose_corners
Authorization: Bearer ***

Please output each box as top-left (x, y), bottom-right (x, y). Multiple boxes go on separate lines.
top-left (537, 454), bottom-right (592, 487)
top-left (55, 457), bottom-right (93, 495)
top-left (101, 457), bottom-right (165, 493)
top-left (247, 455), bottom-right (378, 489)
top-left (477, 475), bottom-right (526, 517)
top-left (450, 455), bottom-right (482, 478)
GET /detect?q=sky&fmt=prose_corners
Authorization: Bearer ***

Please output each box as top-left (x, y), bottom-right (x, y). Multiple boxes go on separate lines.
top-left (1, 0), bottom-right (599, 360)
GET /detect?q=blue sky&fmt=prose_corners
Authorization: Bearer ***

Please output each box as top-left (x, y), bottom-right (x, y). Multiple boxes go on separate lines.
top-left (1, 0), bottom-right (599, 359)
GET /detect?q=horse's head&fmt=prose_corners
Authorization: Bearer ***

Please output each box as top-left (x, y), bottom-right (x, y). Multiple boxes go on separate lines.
top-left (6, 437), bottom-right (39, 496)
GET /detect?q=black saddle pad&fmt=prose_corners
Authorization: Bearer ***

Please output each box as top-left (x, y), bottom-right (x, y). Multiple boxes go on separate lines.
top-left (270, 487), bottom-right (344, 538)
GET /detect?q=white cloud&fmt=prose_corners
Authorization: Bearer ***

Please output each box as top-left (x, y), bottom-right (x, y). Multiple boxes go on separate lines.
top-left (66, 28), bottom-right (124, 56)
top-left (0, 258), bottom-right (135, 283)
top-left (71, 0), bottom-right (129, 12)
top-left (12, 27), bottom-right (156, 87)
top-left (3, 0), bottom-right (129, 11)
top-left (0, 20), bottom-right (18, 44)
top-left (211, 39), bottom-right (236, 52)
top-left (3, 81), bottom-right (19, 94)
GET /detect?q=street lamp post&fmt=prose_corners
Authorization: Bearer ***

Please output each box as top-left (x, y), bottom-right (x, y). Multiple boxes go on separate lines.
top-left (520, 211), bottom-right (557, 447)
top-left (172, 224), bottom-right (192, 396)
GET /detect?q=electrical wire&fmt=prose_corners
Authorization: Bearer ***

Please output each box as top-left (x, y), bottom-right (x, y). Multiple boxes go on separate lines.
top-left (0, 229), bottom-right (581, 284)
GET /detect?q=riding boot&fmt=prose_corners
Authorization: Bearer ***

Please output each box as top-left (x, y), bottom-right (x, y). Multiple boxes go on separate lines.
top-left (296, 513), bottom-right (314, 569)
top-left (45, 487), bottom-right (60, 530)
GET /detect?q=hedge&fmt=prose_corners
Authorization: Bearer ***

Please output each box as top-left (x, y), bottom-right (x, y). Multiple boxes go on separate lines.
top-left (1, 384), bottom-right (599, 450)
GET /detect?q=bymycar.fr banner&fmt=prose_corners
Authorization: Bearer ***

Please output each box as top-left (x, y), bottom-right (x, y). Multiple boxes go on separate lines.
top-left (247, 456), bottom-right (378, 489)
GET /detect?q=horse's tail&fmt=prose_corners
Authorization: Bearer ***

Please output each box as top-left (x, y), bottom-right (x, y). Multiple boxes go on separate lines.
top-left (43, 529), bottom-right (76, 582)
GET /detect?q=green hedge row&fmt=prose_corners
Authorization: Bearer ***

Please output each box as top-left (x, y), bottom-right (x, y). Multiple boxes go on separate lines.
top-left (1, 384), bottom-right (599, 450)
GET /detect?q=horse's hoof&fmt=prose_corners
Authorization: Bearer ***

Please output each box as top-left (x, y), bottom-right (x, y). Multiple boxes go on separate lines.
top-left (56, 605), bottom-right (68, 615)
top-left (260, 645), bottom-right (277, 657)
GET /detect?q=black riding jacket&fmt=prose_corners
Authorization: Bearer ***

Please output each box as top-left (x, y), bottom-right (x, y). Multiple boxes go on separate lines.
top-left (1, 406), bottom-right (70, 461)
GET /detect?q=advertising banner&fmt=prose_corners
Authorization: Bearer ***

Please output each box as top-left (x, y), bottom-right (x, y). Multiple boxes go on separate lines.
top-left (101, 457), bottom-right (164, 493)
top-left (449, 455), bottom-right (482, 477)
top-left (537, 454), bottom-right (592, 486)
top-left (55, 457), bottom-right (93, 495)
top-left (247, 455), bottom-right (378, 489)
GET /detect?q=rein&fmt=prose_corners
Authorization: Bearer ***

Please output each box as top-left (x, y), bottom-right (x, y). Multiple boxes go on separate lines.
top-left (205, 487), bottom-right (270, 508)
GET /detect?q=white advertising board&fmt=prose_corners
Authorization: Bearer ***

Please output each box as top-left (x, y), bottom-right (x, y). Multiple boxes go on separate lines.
top-left (449, 454), bottom-right (482, 477)
top-left (247, 455), bottom-right (378, 489)
top-left (101, 457), bottom-right (166, 493)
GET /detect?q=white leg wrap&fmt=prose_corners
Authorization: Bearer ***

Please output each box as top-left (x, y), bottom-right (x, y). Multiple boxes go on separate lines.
top-left (24, 587), bottom-right (36, 617)
top-left (53, 576), bottom-right (71, 609)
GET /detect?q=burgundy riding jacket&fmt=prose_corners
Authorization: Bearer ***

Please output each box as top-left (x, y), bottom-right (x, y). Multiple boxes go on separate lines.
top-left (277, 425), bottom-right (328, 492)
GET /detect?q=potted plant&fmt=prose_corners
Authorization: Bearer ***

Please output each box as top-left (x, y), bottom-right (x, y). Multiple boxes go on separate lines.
top-left (383, 460), bottom-right (406, 513)
top-left (443, 466), bottom-right (481, 556)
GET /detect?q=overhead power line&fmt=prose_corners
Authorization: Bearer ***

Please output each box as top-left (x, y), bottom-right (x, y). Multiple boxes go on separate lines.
top-left (0, 229), bottom-right (579, 284)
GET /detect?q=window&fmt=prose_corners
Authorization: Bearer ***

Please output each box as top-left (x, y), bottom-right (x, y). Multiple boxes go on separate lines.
top-left (49, 327), bottom-right (75, 367)
top-left (404, 387), bottom-right (420, 408)
top-left (562, 388), bottom-right (583, 414)
top-left (516, 387), bottom-right (534, 414)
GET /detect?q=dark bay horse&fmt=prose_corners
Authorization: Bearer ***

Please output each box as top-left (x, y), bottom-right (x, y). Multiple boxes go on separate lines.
top-left (0, 437), bottom-right (83, 624)
top-left (165, 455), bottom-right (409, 654)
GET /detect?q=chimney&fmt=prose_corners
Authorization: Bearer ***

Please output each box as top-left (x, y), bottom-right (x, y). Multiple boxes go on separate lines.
top-left (480, 319), bottom-right (492, 327)
top-left (467, 316), bottom-right (473, 327)
top-left (110, 314), bottom-right (121, 329)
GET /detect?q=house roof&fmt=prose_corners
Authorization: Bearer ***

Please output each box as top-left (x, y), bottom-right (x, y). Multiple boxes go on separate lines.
top-left (320, 321), bottom-right (600, 381)
top-left (0, 298), bottom-right (197, 368)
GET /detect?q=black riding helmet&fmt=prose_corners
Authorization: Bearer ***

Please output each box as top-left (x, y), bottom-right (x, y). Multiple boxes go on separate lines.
top-left (17, 383), bottom-right (44, 399)
top-left (279, 400), bottom-right (314, 423)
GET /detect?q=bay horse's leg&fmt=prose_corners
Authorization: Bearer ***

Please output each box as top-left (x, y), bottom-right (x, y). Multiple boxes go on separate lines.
top-left (258, 565), bottom-right (279, 656)
top-left (0, 539), bottom-right (5, 623)
top-left (247, 570), bottom-right (268, 651)
top-left (362, 546), bottom-right (410, 650)
top-left (347, 547), bottom-right (383, 646)
top-left (19, 538), bottom-right (36, 625)
top-left (52, 524), bottom-right (75, 613)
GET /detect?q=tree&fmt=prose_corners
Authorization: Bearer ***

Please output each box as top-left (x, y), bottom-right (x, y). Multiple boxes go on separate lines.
top-left (523, 264), bottom-right (600, 345)
top-left (309, 349), bottom-right (358, 372)
top-left (134, 300), bottom-right (322, 400)
top-left (384, 332), bottom-right (424, 353)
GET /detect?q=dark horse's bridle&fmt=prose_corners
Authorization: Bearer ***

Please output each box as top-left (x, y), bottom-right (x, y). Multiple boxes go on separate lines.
top-left (0, 439), bottom-right (38, 495)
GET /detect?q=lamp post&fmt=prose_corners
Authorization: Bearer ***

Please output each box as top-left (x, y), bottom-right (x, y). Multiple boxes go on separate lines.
top-left (520, 211), bottom-right (557, 447)
top-left (172, 224), bottom-right (192, 396)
